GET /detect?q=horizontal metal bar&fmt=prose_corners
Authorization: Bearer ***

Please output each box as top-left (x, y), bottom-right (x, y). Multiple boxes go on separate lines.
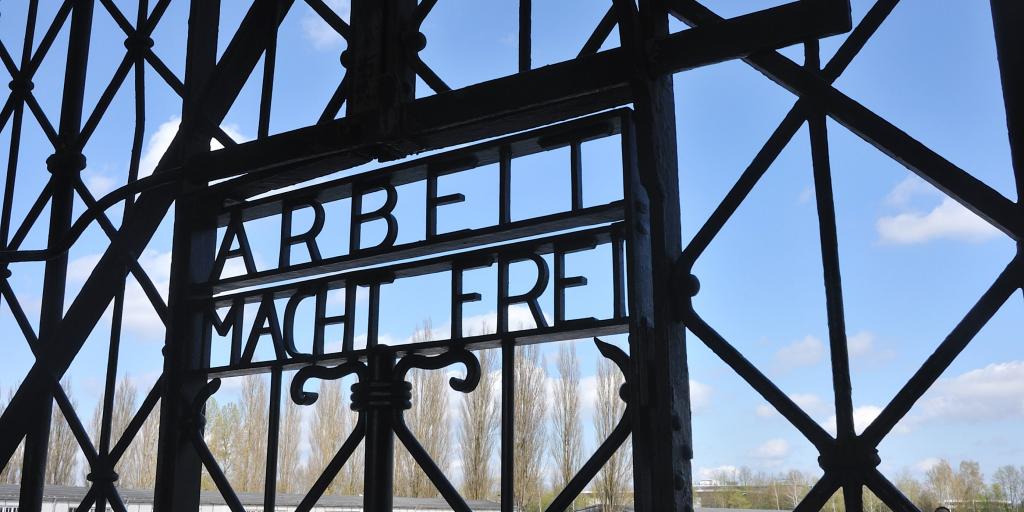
top-left (212, 109), bottom-right (624, 211)
top-left (213, 202), bottom-right (623, 293)
top-left (205, 318), bottom-right (627, 378)
top-left (208, 222), bottom-right (623, 305)
top-left (190, 2), bottom-right (849, 197)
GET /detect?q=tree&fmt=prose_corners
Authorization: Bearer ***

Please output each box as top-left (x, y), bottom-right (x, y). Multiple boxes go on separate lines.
top-left (0, 388), bottom-right (24, 484)
top-left (993, 466), bottom-right (1023, 511)
top-left (397, 320), bottom-right (451, 498)
top-left (896, 468), bottom-right (938, 512)
top-left (863, 487), bottom-right (886, 512)
top-left (459, 348), bottom-right (498, 500)
top-left (513, 343), bottom-right (548, 511)
top-left (783, 470), bottom-right (809, 509)
top-left (957, 460), bottom-right (985, 512)
top-left (203, 397), bottom-right (242, 490)
top-left (593, 356), bottom-right (630, 511)
top-left (277, 377), bottom-right (305, 494)
top-left (927, 459), bottom-right (956, 506)
top-left (88, 375), bottom-right (141, 487)
top-left (308, 377), bottom-right (348, 494)
top-left (129, 399), bottom-right (160, 490)
top-left (46, 379), bottom-right (79, 485)
top-left (238, 375), bottom-right (268, 492)
top-left (551, 343), bottom-right (582, 500)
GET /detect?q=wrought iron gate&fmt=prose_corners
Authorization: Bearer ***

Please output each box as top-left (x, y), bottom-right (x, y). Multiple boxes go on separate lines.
top-left (0, 0), bottom-right (1021, 511)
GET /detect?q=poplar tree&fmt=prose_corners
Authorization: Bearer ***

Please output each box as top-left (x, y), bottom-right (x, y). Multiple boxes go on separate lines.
top-left (551, 343), bottom-right (582, 497)
top-left (0, 388), bottom-right (24, 484)
top-left (88, 375), bottom-right (137, 487)
top-left (396, 320), bottom-right (451, 497)
top-left (276, 377), bottom-right (305, 493)
top-left (238, 375), bottom-right (268, 492)
top-left (308, 377), bottom-right (348, 494)
top-left (459, 348), bottom-right (498, 500)
top-left (130, 399), bottom-right (160, 490)
top-left (339, 385), bottom-right (364, 496)
top-left (512, 344), bottom-right (547, 511)
top-left (45, 379), bottom-right (79, 485)
top-left (593, 358), bottom-right (630, 511)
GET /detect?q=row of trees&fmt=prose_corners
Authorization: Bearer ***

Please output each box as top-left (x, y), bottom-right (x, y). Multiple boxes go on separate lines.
top-left (699, 462), bottom-right (1024, 512)
top-left (0, 324), bottom-right (633, 510)
top-left (0, 377), bottom-right (161, 489)
top-left (200, 327), bottom-right (632, 510)
top-left (5, 359), bottom-right (1022, 512)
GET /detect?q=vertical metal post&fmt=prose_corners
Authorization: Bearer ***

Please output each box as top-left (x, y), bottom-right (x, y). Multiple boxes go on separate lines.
top-left (805, 38), bottom-right (861, 511)
top-left (519, 0), bottom-right (532, 72)
top-left (264, 367), bottom-right (283, 512)
top-left (152, 1), bottom-right (220, 510)
top-left (19, 1), bottom-right (94, 510)
top-left (500, 339), bottom-right (515, 512)
top-left (343, 4), bottom-right (417, 508)
top-left (990, 0), bottom-right (1024, 277)
top-left (616, 0), bottom-right (693, 510)
top-left (363, 349), bottom-right (397, 511)
top-left (346, 0), bottom-right (417, 139)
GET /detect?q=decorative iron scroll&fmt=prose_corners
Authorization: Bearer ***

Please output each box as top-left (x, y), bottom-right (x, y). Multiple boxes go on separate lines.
top-left (187, 338), bottom-right (632, 512)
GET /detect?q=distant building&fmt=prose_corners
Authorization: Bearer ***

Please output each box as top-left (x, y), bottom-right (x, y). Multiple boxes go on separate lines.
top-left (0, 485), bottom-right (501, 512)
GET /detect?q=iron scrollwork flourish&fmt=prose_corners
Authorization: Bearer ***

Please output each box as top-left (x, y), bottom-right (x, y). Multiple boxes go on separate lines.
top-left (391, 348), bottom-right (482, 512)
top-left (189, 379), bottom-right (246, 512)
top-left (290, 360), bottom-right (368, 512)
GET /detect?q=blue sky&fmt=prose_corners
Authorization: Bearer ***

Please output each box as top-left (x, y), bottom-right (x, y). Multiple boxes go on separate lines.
top-left (1, 0), bottom-right (1022, 492)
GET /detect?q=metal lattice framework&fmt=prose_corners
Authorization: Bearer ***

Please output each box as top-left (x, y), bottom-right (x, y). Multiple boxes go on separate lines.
top-left (0, 0), bottom-right (1020, 511)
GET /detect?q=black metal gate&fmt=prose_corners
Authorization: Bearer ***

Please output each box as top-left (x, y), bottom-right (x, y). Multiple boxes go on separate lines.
top-left (0, 0), bottom-right (1021, 511)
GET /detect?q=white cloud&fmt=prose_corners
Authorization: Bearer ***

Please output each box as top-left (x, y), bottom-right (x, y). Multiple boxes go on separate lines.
top-left (140, 117), bottom-right (248, 178)
top-left (752, 438), bottom-right (790, 460)
top-left (121, 250), bottom-right (172, 339)
top-left (580, 374), bottom-right (598, 413)
top-left (139, 117), bottom-right (179, 178)
top-left (846, 330), bottom-right (895, 367)
top-left (301, 0), bottom-right (350, 50)
top-left (690, 379), bottom-right (712, 414)
top-left (847, 331), bottom-right (875, 357)
top-left (68, 253), bottom-right (103, 282)
top-left (884, 176), bottom-right (933, 207)
top-left (823, 405), bottom-right (906, 436)
top-left (68, 250), bottom-right (171, 341)
top-left (877, 177), bottom-right (1000, 244)
top-left (83, 171), bottom-right (117, 195)
top-left (910, 360), bottom-right (1024, 424)
top-left (798, 186), bottom-right (814, 204)
top-left (774, 335), bottom-right (825, 371)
